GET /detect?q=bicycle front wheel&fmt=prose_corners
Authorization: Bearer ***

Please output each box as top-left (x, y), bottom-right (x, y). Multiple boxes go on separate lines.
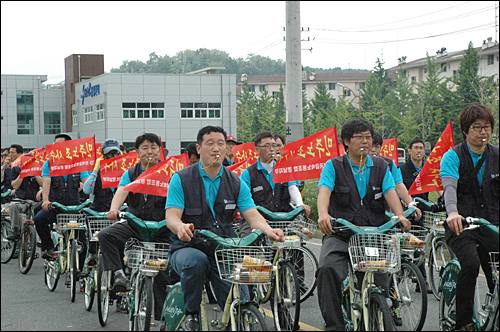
top-left (135, 276), bottom-right (153, 331)
top-left (18, 224), bottom-right (37, 274)
top-left (389, 261), bottom-right (428, 331)
top-left (70, 239), bottom-right (78, 303)
top-left (1, 220), bottom-right (16, 264)
top-left (234, 303), bottom-right (268, 331)
top-left (45, 256), bottom-right (60, 291)
top-left (285, 245), bottom-right (318, 303)
top-left (84, 268), bottom-right (95, 311)
top-left (428, 238), bottom-right (455, 300)
top-left (271, 261), bottom-right (300, 331)
top-left (369, 292), bottom-right (397, 331)
top-left (97, 257), bottom-right (110, 327)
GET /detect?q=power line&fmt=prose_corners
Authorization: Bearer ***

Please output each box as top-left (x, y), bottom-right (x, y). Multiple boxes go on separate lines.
top-left (251, 39), bottom-right (284, 56)
top-left (227, 29), bottom-right (282, 55)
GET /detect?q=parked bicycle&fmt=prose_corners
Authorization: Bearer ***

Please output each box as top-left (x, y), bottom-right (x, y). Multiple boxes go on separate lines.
top-left (1, 189), bottom-right (16, 264)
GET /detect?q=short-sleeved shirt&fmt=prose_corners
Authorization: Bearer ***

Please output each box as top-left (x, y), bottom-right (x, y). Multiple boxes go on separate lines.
top-left (389, 160), bottom-right (403, 185)
top-left (440, 142), bottom-right (486, 186)
top-left (411, 159), bottom-right (422, 174)
top-left (318, 155), bottom-right (396, 199)
top-left (42, 160), bottom-right (90, 181)
top-left (240, 159), bottom-right (300, 191)
top-left (166, 163), bottom-right (256, 219)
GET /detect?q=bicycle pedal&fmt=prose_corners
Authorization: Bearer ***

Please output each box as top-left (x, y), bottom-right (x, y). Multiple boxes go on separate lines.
top-left (150, 323), bottom-right (156, 327)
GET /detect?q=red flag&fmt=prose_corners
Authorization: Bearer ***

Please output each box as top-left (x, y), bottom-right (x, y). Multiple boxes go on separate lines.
top-left (19, 148), bottom-right (49, 179)
top-left (227, 158), bottom-right (257, 177)
top-left (100, 151), bottom-right (140, 188)
top-left (124, 154), bottom-right (189, 197)
top-left (339, 144), bottom-right (346, 156)
top-left (381, 138), bottom-right (399, 167)
top-left (408, 121), bottom-right (455, 195)
top-left (233, 142), bottom-right (259, 163)
top-left (46, 136), bottom-right (96, 176)
top-left (96, 143), bottom-right (103, 159)
top-left (159, 136), bottom-right (167, 161)
top-left (273, 127), bottom-right (340, 183)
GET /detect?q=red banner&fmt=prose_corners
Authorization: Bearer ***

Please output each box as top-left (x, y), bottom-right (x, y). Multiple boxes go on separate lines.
top-left (233, 142), bottom-right (259, 163)
top-left (227, 158), bottom-right (256, 177)
top-left (124, 154), bottom-right (189, 197)
top-left (273, 127), bottom-right (340, 183)
top-left (381, 138), bottom-right (399, 167)
top-left (19, 148), bottom-right (49, 179)
top-left (100, 151), bottom-right (140, 188)
top-left (159, 136), bottom-right (167, 161)
top-left (46, 136), bottom-right (96, 176)
top-left (339, 144), bottom-right (346, 156)
top-left (408, 121), bottom-right (455, 195)
top-left (96, 143), bottom-right (103, 159)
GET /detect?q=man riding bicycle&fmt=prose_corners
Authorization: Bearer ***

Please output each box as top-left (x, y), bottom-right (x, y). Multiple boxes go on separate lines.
top-left (316, 119), bottom-right (411, 331)
top-left (440, 103), bottom-right (499, 331)
top-left (165, 125), bottom-right (284, 331)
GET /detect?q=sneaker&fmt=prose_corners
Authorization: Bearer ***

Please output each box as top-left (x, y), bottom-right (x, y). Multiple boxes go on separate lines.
top-left (112, 274), bottom-right (131, 293)
top-left (42, 248), bottom-right (57, 261)
top-left (425, 282), bottom-right (433, 294)
top-left (85, 253), bottom-right (98, 267)
top-left (457, 322), bottom-right (478, 331)
top-left (7, 229), bottom-right (21, 241)
top-left (181, 313), bottom-right (200, 331)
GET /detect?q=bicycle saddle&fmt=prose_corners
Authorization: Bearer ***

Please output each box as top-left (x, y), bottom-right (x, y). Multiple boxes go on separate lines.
top-left (195, 229), bottom-right (264, 250)
top-left (50, 200), bottom-right (92, 213)
top-left (120, 211), bottom-right (167, 242)
top-left (256, 205), bottom-right (304, 221)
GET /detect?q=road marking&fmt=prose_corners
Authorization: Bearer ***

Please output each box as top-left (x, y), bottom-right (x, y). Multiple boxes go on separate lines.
top-left (260, 307), bottom-right (323, 331)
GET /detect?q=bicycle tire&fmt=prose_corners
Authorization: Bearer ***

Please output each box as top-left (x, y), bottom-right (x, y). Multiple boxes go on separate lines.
top-left (369, 292), bottom-right (397, 331)
top-left (45, 255), bottom-right (60, 291)
top-left (389, 260), bottom-right (428, 331)
top-left (234, 303), bottom-right (268, 331)
top-left (19, 223), bottom-right (36, 274)
top-left (428, 238), bottom-right (455, 301)
top-left (438, 289), bottom-right (455, 331)
top-left (135, 276), bottom-right (153, 331)
top-left (97, 257), bottom-right (110, 327)
top-left (271, 261), bottom-right (300, 331)
top-left (1, 220), bottom-right (16, 264)
top-left (84, 268), bottom-right (95, 311)
top-left (70, 239), bottom-right (78, 302)
top-left (285, 245), bottom-right (318, 303)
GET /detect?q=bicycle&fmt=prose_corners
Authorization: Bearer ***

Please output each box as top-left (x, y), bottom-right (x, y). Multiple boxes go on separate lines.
top-left (256, 205), bottom-right (319, 303)
top-left (159, 228), bottom-right (270, 331)
top-left (43, 200), bottom-right (91, 304)
top-left (438, 217), bottom-right (499, 331)
top-left (1, 189), bottom-right (16, 264)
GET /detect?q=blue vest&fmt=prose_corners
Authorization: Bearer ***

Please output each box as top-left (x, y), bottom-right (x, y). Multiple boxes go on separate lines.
top-left (12, 165), bottom-right (39, 201)
top-left (49, 173), bottom-right (81, 206)
top-left (400, 160), bottom-right (429, 201)
top-left (90, 169), bottom-right (114, 212)
top-left (246, 162), bottom-right (292, 212)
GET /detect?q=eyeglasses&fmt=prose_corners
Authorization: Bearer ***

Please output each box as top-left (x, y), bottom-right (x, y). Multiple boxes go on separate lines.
top-left (256, 144), bottom-right (277, 149)
top-left (352, 135), bottom-right (372, 141)
top-left (276, 144), bottom-right (284, 149)
top-left (469, 125), bottom-right (492, 132)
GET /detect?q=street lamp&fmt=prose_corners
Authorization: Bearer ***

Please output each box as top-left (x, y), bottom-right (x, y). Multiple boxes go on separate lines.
top-left (337, 83), bottom-right (362, 118)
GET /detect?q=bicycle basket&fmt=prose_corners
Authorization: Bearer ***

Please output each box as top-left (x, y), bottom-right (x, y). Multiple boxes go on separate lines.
top-left (423, 211), bottom-right (446, 233)
top-left (264, 231), bottom-right (302, 249)
top-left (489, 252), bottom-right (499, 284)
top-left (123, 243), bottom-right (145, 269)
top-left (266, 217), bottom-right (318, 241)
top-left (215, 246), bottom-right (274, 285)
top-left (348, 233), bottom-right (400, 273)
top-left (86, 217), bottom-right (115, 241)
top-left (138, 242), bottom-right (170, 271)
top-left (389, 225), bottom-right (427, 252)
top-left (56, 214), bottom-right (86, 231)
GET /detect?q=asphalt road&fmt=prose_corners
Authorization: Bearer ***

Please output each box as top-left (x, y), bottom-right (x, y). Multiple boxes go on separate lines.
top-left (1, 239), bottom-right (490, 331)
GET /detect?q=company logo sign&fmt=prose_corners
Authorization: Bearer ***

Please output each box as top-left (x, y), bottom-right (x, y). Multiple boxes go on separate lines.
top-left (81, 82), bottom-right (100, 105)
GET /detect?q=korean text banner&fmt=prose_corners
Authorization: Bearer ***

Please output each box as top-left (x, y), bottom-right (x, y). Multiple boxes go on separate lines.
top-left (381, 138), bottom-right (399, 167)
top-left (273, 127), bottom-right (340, 183)
top-left (96, 143), bottom-right (103, 159)
top-left (227, 158), bottom-right (256, 177)
top-left (100, 151), bottom-right (140, 188)
top-left (46, 136), bottom-right (96, 176)
top-left (19, 148), bottom-right (48, 179)
top-left (124, 154), bottom-right (189, 197)
top-left (233, 142), bottom-right (259, 163)
top-left (409, 121), bottom-right (455, 195)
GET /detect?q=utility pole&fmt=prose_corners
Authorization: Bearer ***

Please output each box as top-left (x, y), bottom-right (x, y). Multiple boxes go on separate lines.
top-left (285, 1), bottom-right (303, 143)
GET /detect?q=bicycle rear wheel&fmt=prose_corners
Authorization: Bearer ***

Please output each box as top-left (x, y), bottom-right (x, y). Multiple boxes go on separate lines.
top-left (1, 220), bottom-right (16, 264)
top-left (19, 224), bottom-right (37, 274)
top-left (369, 292), bottom-right (397, 331)
top-left (97, 257), bottom-right (110, 327)
top-left (285, 245), bottom-right (318, 303)
top-left (428, 238), bottom-right (455, 300)
top-left (438, 289), bottom-right (455, 331)
top-left (135, 276), bottom-right (153, 331)
top-left (70, 239), bottom-right (78, 302)
top-left (235, 303), bottom-right (268, 331)
top-left (84, 267), bottom-right (95, 311)
top-left (45, 256), bottom-right (60, 291)
top-left (271, 261), bottom-right (300, 331)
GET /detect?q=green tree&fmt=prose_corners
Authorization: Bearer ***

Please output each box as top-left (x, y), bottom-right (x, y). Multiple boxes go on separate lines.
top-left (237, 80), bottom-right (258, 143)
top-left (456, 42), bottom-right (481, 104)
top-left (307, 82), bottom-right (335, 134)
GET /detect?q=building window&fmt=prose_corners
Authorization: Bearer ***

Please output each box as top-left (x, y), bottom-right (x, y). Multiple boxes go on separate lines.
top-left (329, 83), bottom-right (336, 90)
top-left (453, 70), bottom-right (458, 80)
top-left (403, 70), bottom-right (407, 76)
top-left (180, 102), bottom-right (221, 119)
top-left (441, 63), bottom-right (447, 72)
top-left (248, 85), bottom-right (255, 92)
top-left (487, 54), bottom-right (494, 65)
top-left (180, 141), bottom-right (197, 154)
top-left (122, 102), bottom-right (164, 119)
top-left (259, 85), bottom-right (266, 92)
top-left (44, 112), bottom-right (61, 134)
top-left (84, 106), bottom-right (93, 123)
top-left (302, 84), bottom-right (306, 91)
top-left (96, 103), bottom-right (105, 121)
top-left (272, 91), bottom-right (280, 98)
top-left (72, 110), bottom-right (78, 126)
top-left (411, 76), bottom-right (416, 83)
top-left (17, 90), bottom-right (34, 135)
top-left (332, 98), bottom-right (336, 104)
top-left (358, 82), bottom-right (365, 89)
top-left (344, 89), bottom-right (351, 97)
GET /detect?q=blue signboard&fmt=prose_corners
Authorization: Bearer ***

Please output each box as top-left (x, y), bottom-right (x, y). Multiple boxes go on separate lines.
top-left (81, 82), bottom-right (100, 105)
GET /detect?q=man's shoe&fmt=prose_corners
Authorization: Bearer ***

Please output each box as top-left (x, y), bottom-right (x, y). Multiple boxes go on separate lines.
top-left (182, 313), bottom-right (200, 331)
top-left (42, 248), bottom-right (57, 261)
top-left (7, 229), bottom-right (21, 241)
top-left (112, 274), bottom-right (131, 293)
top-left (85, 253), bottom-right (98, 267)
top-left (456, 322), bottom-right (478, 331)
top-left (425, 282), bottom-right (433, 294)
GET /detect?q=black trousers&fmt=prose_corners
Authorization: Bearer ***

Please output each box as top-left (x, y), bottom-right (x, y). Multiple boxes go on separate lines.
top-left (316, 235), bottom-right (388, 331)
top-left (98, 220), bottom-right (171, 320)
top-left (446, 227), bottom-right (498, 328)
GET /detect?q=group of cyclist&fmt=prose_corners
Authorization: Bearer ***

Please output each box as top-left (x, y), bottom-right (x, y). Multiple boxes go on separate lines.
top-left (2, 102), bottom-right (498, 331)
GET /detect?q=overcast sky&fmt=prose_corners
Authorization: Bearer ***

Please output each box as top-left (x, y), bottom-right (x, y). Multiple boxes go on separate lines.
top-left (1, 1), bottom-right (498, 85)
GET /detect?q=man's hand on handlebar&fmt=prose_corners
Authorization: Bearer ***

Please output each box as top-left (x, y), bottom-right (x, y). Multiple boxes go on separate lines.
top-left (42, 200), bottom-right (51, 212)
top-left (318, 213), bottom-right (333, 235)
top-left (266, 228), bottom-right (284, 242)
top-left (177, 223), bottom-right (195, 242)
top-left (300, 204), bottom-right (311, 218)
top-left (446, 211), bottom-right (464, 236)
top-left (107, 209), bottom-right (120, 221)
top-left (398, 215), bottom-right (411, 233)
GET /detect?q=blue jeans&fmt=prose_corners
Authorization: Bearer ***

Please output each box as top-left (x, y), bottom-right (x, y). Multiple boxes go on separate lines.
top-left (170, 247), bottom-right (249, 314)
top-left (34, 209), bottom-right (58, 251)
